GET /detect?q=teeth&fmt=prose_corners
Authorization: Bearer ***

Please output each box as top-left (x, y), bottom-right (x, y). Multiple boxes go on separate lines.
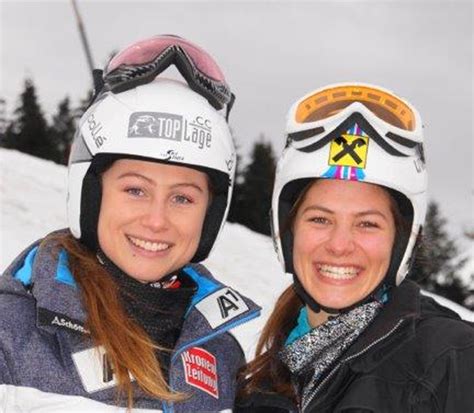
top-left (318, 264), bottom-right (360, 280)
top-left (128, 236), bottom-right (169, 252)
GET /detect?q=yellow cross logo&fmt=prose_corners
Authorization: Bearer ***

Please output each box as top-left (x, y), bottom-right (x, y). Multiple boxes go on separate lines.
top-left (329, 134), bottom-right (369, 168)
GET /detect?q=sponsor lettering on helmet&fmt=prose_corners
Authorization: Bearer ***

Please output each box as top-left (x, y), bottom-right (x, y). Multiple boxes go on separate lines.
top-left (185, 115), bottom-right (212, 149)
top-left (87, 113), bottom-right (107, 148)
top-left (128, 112), bottom-right (183, 141)
top-left (127, 112), bottom-right (213, 150)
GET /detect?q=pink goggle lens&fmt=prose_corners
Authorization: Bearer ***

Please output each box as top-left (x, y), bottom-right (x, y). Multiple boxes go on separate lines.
top-left (106, 35), bottom-right (225, 82)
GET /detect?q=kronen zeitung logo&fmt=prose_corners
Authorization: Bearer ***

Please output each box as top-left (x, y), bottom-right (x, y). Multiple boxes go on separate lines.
top-left (128, 112), bottom-right (213, 149)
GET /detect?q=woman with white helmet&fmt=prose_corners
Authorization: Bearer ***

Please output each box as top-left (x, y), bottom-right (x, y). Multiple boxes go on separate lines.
top-left (0, 35), bottom-right (260, 412)
top-left (237, 84), bottom-right (474, 412)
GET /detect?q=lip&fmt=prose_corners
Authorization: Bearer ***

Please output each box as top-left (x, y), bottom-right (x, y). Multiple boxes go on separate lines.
top-left (126, 234), bottom-right (174, 258)
top-left (313, 262), bottom-right (363, 286)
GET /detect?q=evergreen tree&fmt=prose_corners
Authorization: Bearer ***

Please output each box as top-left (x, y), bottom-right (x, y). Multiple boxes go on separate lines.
top-left (237, 136), bottom-right (276, 235)
top-left (49, 97), bottom-right (75, 165)
top-left (461, 229), bottom-right (474, 310)
top-left (412, 200), bottom-right (469, 305)
top-left (2, 79), bottom-right (56, 162)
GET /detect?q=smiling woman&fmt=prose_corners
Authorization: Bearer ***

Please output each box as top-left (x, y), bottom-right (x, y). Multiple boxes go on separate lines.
top-left (237, 83), bottom-right (474, 413)
top-left (0, 35), bottom-right (260, 413)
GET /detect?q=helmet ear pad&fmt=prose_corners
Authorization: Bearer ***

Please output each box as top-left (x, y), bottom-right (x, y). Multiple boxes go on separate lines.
top-left (278, 178), bottom-right (313, 274)
top-left (79, 154), bottom-right (120, 252)
top-left (190, 168), bottom-right (230, 262)
top-left (384, 188), bottom-right (414, 286)
top-left (78, 154), bottom-right (230, 263)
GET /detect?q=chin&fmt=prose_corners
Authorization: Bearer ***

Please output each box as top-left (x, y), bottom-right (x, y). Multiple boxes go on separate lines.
top-left (313, 292), bottom-right (360, 311)
top-left (133, 269), bottom-right (168, 283)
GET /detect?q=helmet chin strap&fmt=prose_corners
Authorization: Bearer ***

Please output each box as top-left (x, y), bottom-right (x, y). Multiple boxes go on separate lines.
top-left (292, 274), bottom-right (390, 316)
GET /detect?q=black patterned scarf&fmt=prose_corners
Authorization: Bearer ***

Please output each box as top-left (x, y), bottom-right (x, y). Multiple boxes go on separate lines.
top-left (279, 301), bottom-right (383, 410)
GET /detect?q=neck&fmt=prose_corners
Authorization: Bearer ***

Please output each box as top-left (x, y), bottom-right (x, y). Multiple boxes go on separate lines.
top-left (306, 306), bottom-right (331, 327)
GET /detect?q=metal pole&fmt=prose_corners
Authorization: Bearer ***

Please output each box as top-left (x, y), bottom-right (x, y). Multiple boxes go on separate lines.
top-left (71, 0), bottom-right (95, 81)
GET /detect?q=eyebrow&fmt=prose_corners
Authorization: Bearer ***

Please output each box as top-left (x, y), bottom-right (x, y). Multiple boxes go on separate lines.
top-left (117, 172), bottom-right (204, 192)
top-left (301, 205), bottom-right (390, 221)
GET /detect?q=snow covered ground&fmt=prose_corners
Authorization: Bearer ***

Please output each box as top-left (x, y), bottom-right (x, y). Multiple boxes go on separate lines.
top-left (1, 148), bottom-right (472, 360)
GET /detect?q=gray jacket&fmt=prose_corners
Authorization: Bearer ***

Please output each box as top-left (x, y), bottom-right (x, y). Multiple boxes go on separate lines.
top-left (0, 233), bottom-right (260, 412)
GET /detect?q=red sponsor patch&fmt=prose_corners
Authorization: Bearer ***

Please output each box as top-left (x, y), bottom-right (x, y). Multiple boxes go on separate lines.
top-left (181, 347), bottom-right (219, 399)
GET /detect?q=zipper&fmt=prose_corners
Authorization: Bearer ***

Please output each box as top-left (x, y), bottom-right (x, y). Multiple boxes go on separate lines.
top-left (165, 308), bottom-right (261, 413)
top-left (301, 318), bottom-right (405, 412)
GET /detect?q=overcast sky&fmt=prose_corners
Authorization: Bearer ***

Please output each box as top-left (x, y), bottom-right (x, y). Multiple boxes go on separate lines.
top-left (1, 0), bottom-right (472, 238)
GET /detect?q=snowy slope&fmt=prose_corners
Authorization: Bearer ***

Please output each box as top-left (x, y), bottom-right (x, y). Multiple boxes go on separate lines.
top-left (1, 148), bottom-right (472, 361)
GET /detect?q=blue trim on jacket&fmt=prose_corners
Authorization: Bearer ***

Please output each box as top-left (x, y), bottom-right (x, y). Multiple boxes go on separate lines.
top-left (13, 246), bottom-right (38, 286)
top-left (14, 247), bottom-right (76, 288)
top-left (285, 306), bottom-right (311, 345)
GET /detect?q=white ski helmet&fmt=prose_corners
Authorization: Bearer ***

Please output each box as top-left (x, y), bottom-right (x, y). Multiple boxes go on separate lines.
top-left (67, 78), bottom-right (236, 262)
top-left (272, 83), bottom-right (427, 287)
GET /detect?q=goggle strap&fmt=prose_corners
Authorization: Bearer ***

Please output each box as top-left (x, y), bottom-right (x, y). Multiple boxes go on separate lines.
top-left (92, 69), bottom-right (104, 96)
top-left (385, 132), bottom-right (418, 148)
top-left (287, 126), bottom-right (325, 142)
top-left (225, 93), bottom-right (235, 121)
top-left (81, 69), bottom-right (106, 112)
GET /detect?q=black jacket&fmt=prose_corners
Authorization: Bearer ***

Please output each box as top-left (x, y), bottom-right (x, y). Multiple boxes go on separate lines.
top-left (236, 281), bottom-right (474, 413)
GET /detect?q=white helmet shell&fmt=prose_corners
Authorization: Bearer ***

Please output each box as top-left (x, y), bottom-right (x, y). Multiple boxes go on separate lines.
top-left (272, 83), bottom-right (427, 286)
top-left (67, 78), bottom-right (236, 261)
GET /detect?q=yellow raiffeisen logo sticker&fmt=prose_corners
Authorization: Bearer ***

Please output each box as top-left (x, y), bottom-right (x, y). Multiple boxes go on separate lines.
top-left (329, 124), bottom-right (369, 168)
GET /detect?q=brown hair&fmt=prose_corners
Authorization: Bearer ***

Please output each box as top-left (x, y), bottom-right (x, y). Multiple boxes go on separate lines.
top-left (45, 232), bottom-right (186, 410)
top-left (239, 285), bottom-right (302, 401)
top-left (239, 179), bottom-right (411, 400)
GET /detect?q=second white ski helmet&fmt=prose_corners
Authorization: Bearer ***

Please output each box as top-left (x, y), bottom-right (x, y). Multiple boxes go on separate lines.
top-left (272, 83), bottom-right (427, 286)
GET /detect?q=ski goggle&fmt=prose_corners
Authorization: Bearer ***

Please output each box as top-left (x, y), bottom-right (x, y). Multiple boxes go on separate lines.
top-left (286, 83), bottom-right (423, 156)
top-left (101, 35), bottom-right (234, 118)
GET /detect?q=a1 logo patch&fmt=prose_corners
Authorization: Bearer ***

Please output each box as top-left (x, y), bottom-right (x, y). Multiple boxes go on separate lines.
top-left (195, 287), bottom-right (249, 329)
top-left (181, 347), bottom-right (219, 399)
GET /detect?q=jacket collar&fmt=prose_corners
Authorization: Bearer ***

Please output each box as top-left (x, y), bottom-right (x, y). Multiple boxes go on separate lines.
top-left (2, 232), bottom-right (261, 342)
top-left (344, 280), bottom-right (421, 373)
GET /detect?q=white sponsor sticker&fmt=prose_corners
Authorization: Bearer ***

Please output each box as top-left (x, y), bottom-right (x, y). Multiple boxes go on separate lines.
top-left (72, 346), bottom-right (132, 393)
top-left (195, 287), bottom-right (249, 329)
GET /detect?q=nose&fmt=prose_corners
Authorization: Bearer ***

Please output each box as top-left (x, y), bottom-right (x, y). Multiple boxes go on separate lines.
top-left (325, 224), bottom-right (355, 256)
top-left (140, 199), bottom-right (170, 232)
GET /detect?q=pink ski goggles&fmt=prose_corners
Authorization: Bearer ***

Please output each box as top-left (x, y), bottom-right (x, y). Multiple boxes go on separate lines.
top-left (103, 34), bottom-right (234, 117)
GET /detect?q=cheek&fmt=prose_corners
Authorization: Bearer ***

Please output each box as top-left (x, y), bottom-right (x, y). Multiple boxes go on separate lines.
top-left (97, 190), bottom-right (124, 245)
top-left (293, 225), bottom-right (320, 269)
top-left (360, 235), bottom-right (393, 267)
top-left (293, 225), bottom-right (321, 255)
top-left (177, 206), bottom-right (208, 245)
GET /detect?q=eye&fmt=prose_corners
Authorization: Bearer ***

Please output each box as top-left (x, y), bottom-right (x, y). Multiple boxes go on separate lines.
top-left (358, 220), bottom-right (380, 229)
top-left (309, 216), bottom-right (330, 225)
top-left (125, 187), bottom-right (145, 197)
top-left (172, 194), bottom-right (193, 205)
